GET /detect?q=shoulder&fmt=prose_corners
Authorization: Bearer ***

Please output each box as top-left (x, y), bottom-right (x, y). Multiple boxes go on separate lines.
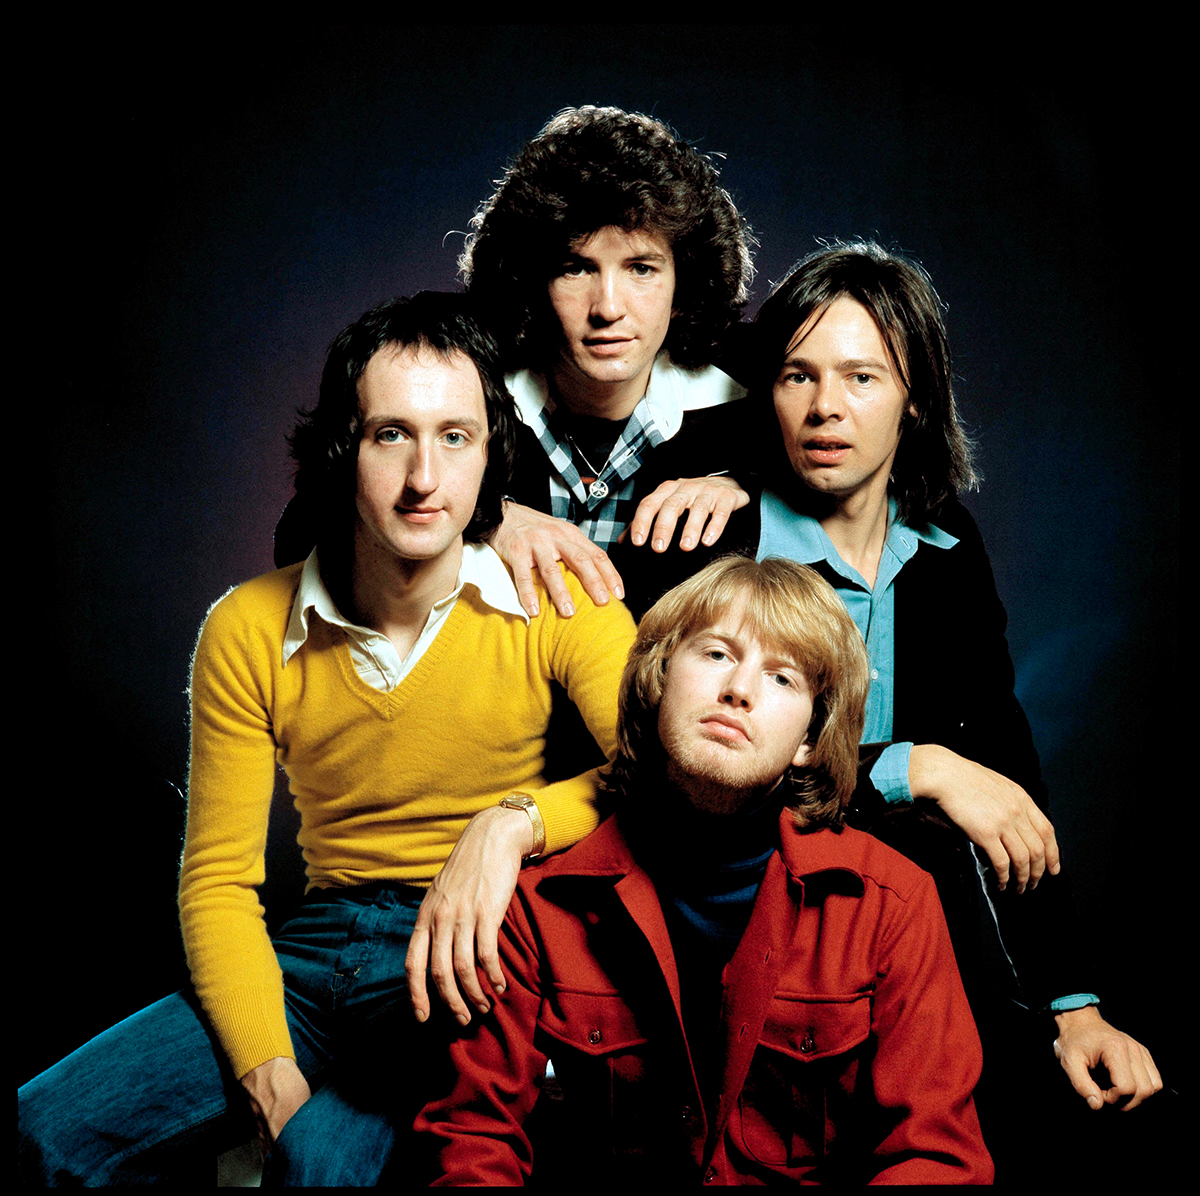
top-left (923, 496), bottom-right (986, 553)
top-left (199, 563), bottom-right (303, 643)
top-left (672, 361), bottom-right (747, 410)
top-left (789, 824), bottom-right (935, 906)
top-left (533, 565), bottom-right (637, 640)
top-left (516, 815), bottom-right (630, 896)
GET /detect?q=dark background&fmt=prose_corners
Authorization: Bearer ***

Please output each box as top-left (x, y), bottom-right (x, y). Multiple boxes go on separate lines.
top-left (27, 21), bottom-right (1177, 1158)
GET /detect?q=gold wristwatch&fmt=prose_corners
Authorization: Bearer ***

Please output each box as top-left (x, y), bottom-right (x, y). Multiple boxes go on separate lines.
top-left (498, 792), bottom-right (546, 860)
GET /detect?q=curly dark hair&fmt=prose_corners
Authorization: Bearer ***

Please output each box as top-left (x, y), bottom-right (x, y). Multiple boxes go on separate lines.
top-left (460, 106), bottom-right (754, 371)
top-left (288, 292), bottom-right (518, 582)
top-left (752, 241), bottom-right (978, 525)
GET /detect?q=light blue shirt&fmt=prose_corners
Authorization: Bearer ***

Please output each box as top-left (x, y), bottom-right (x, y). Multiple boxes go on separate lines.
top-left (758, 490), bottom-right (957, 803)
top-left (757, 489), bottom-right (1098, 1014)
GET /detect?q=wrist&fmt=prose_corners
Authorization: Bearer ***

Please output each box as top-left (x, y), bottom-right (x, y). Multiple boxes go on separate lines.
top-left (1054, 1004), bottom-right (1103, 1033)
top-left (907, 743), bottom-right (948, 800)
top-left (240, 1055), bottom-right (299, 1098)
top-left (498, 792), bottom-right (544, 859)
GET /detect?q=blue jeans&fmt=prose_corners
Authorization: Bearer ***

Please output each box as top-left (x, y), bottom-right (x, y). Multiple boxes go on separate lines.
top-left (18, 884), bottom-right (447, 1186)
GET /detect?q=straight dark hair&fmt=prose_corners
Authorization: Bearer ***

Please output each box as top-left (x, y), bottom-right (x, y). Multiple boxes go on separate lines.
top-left (288, 292), bottom-right (518, 578)
top-left (754, 241), bottom-right (977, 523)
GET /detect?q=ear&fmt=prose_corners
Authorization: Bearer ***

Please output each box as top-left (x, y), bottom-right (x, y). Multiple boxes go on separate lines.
top-left (906, 401), bottom-right (919, 420)
top-left (791, 740), bottom-right (812, 768)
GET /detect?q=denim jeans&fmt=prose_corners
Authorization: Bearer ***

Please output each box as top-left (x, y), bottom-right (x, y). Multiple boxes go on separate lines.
top-left (18, 883), bottom-right (448, 1186)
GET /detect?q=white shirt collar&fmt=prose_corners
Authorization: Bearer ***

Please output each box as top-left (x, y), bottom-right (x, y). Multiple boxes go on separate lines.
top-left (507, 355), bottom-right (744, 442)
top-left (282, 541), bottom-right (527, 668)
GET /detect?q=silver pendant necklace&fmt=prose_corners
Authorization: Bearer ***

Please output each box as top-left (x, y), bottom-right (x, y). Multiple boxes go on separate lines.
top-left (567, 436), bottom-right (610, 500)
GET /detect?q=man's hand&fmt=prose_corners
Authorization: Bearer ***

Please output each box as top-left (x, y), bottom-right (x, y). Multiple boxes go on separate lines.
top-left (626, 476), bottom-right (750, 553)
top-left (491, 501), bottom-right (624, 618)
top-left (240, 1055), bottom-right (312, 1157)
top-left (908, 744), bottom-right (1060, 892)
top-left (1054, 1006), bottom-right (1163, 1110)
top-left (405, 804), bottom-right (534, 1026)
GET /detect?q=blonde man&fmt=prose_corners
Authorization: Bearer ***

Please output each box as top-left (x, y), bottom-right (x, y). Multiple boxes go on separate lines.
top-left (418, 556), bottom-right (992, 1185)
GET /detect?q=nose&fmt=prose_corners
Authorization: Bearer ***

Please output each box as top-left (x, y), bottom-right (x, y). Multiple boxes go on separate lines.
top-left (806, 376), bottom-right (844, 423)
top-left (405, 441), bottom-right (438, 496)
top-left (588, 267), bottom-right (624, 326)
top-left (719, 661), bottom-right (756, 710)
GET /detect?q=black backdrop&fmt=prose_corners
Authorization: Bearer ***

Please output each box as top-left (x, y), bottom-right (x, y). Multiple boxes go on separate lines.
top-left (27, 22), bottom-right (1178, 1167)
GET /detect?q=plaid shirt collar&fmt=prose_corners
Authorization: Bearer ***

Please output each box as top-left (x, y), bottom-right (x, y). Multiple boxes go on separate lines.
top-left (506, 357), bottom-right (745, 551)
top-left (507, 367), bottom-right (670, 551)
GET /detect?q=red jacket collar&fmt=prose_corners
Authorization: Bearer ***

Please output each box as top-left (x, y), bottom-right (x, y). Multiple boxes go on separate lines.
top-left (532, 806), bottom-right (868, 896)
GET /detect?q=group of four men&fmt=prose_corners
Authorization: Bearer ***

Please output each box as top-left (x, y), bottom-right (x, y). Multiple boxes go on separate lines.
top-left (19, 105), bottom-right (1160, 1186)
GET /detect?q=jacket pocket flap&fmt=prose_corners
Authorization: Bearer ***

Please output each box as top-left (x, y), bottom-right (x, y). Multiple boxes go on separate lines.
top-left (760, 992), bottom-right (871, 1062)
top-left (538, 988), bottom-right (650, 1055)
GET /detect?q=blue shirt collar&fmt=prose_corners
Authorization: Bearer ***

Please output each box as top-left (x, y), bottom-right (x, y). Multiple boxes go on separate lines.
top-left (758, 491), bottom-right (957, 590)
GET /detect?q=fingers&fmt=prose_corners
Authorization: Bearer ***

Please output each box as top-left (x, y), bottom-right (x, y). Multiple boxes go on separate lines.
top-left (474, 914), bottom-right (507, 999)
top-left (404, 920), bottom-right (433, 1022)
top-left (508, 551), bottom-right (542, 620)
top-left (449, 917), bottom-right (490, 1020)
top-left (1101, 1039), bottom-right (1164, 1111)
top-left (1032, 804), bottom-right (1061, 876)
top-left (979, 833), bottom-right (1012, 891)
top-left (627, 488), bottom-right (667, 548)
top-left (1056, 1020), bottom-right (1164, 1112)
top-left (1055, 1039), bottom-right (1106, 1109)
top-left (998, 818), bottom-right (1039, 893)
top-left (630, 479), bottom-right (749, 552)
top-left (1004, 790), bottom-right (1057, 891)
top-left (530, 544), bottom-right (577, 617)
top-left (418, 894), bottom-right (489, 1026)
top-left (407, 891), bottom-right (505, 1028)
top-left (555, 541), bottom-right (625, 610)
top-left (526, 530), bottom-right (623, 617)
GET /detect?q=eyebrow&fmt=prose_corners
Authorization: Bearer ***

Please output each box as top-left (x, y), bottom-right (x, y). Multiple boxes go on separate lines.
top-left (779, 355), bottom-right (894, 374)
top-left (693, 628), bottom-right (802, 672)
top-left (563, 249), bottom-right (671, 266)
top-left (361, 415), bottom-right (486, 434)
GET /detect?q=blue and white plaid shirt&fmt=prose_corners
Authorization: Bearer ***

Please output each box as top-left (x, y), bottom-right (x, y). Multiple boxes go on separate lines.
top-left (506, 357), bottom-right (746, 552)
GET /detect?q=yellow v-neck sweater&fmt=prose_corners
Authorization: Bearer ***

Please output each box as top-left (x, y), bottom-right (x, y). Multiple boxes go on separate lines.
top-left (180, 561), bottom-right (634, 1076)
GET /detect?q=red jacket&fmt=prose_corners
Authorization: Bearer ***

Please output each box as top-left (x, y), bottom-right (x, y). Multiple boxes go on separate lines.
top-left (419, 811), bottom-right (993, 1185)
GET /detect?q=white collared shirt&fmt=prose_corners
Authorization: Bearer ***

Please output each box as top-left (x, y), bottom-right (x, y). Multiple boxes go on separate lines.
top-left (506, 355), bottom-right (744, 443)
top-left (282, 542), bottom-right (529, 693)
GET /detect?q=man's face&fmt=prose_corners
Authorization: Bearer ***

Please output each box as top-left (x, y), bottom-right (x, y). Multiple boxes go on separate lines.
top-left (546, 225), bottom-right (676, 412)
top-left (657, 603), bottom-right (814, 815)
top-left (773, 295), bottom-right (916, 512)
top-left (354, 345), bottom-right (489, 569)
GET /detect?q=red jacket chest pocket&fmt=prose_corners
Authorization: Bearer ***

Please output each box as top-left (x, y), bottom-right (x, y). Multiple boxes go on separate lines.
top-left (537, 989), bottom-right (680, 1159)
top-left (735, 992), bottom-right (872, 1171)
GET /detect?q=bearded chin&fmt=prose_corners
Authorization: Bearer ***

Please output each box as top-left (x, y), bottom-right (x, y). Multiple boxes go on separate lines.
top-left (662, 746), bottom-right (783, 816)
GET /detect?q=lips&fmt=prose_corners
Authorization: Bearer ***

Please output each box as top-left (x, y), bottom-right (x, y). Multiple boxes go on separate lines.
top-left (582, 337), bottom-right (634, 356)
top-left (699, 713), bottom-right (751, 743)
top-left (801, 437), bottom-right (851, 465)
top-left (397, 507), bottom-right (442, 523)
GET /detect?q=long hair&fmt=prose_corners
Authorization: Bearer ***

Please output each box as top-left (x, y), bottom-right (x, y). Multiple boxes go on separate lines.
top-left (754, 241), bottom-right (978, 523)
top-left (605, 556), bottom-right (869, 830)
top-left (461, 106), bottom-right (754, 371)
top-left (288, 292), bottom-right (518, 576)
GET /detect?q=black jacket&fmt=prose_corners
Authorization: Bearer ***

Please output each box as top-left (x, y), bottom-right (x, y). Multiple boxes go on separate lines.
top-left (612, 492), bottom-right (1092, 1015)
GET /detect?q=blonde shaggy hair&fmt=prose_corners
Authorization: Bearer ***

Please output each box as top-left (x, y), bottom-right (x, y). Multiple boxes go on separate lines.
top-left (606, 556), bottom-right (869, 830)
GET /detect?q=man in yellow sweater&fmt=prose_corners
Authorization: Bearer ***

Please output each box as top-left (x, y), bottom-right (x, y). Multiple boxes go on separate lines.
top-left (18, 292), bottom-right (635, 1185)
